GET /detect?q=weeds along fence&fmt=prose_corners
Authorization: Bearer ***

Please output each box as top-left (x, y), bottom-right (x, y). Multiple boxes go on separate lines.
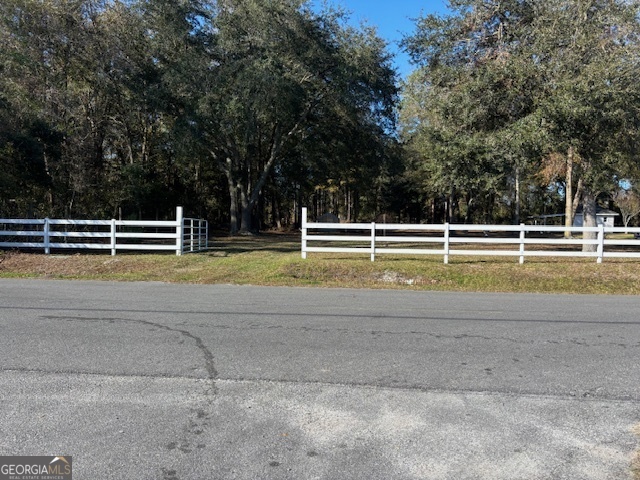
top-left (301, 207), bottom-right (640, 263)
top-left (0, 207), bottom-right (208, 256)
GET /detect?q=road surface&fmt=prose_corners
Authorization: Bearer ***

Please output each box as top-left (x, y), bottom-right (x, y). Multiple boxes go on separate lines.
top-left (0, 279), bottom-right (638, 479)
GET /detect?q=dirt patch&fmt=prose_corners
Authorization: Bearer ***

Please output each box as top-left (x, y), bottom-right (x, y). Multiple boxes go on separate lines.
top-left (374, 270), bottom-right (443, 286)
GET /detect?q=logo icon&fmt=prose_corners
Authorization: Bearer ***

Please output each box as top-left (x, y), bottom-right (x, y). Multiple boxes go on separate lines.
top-left (0, 455), bottom-right (72, 480)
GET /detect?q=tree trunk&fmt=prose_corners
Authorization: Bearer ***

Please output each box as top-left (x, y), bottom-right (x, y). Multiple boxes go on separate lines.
top-left (465, 194), bottom-right (474, 224)
top-left (572, 176), bottom-right (583, 220)
top-left (448, 187), bottom-right (457, 223)
top-left (272, 195), bottom-right (282, 230)
top-left (239, 187), bottom-right (253, 234)
top-left (227, 176), bottom-right (239, 235)
top-left (430, 198), bottom-right (436, 224)
top-left (514, 166), bottom-right (521, 225)
top-left (221, 118), bottom-right (301, 234)
top-left (564, 146), bottom-right (574, 238)
top-left (582, 188), bottom-right (598, 252)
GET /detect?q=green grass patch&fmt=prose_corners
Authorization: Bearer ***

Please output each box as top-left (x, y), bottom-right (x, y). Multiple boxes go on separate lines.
top-left (2, 233), bottom-right (640, 294)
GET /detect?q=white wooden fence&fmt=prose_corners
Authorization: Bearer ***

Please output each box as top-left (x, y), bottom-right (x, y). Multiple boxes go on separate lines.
top-left (0, 207), bottom-right (208, 256)
top-left (301, 207), bottom-right (640, 263)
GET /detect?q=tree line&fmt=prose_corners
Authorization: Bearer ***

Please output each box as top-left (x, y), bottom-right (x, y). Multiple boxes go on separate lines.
top-left (401, 0), bottom-right (640, 238)
top-left (1, 0), bottom-right (639, 235)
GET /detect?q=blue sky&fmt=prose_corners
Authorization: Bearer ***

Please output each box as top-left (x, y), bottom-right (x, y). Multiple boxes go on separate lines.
top-left (311, 0), bottom-right (451, 78)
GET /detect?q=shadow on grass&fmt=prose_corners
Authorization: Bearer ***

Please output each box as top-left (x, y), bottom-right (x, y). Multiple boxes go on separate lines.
top-left (207, 232), bottom-right (301, 255)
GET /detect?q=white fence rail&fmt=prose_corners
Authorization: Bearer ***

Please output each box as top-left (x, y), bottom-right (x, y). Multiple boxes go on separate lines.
top-left (0, 207), bottom-right (208, 256)
top-left (301, 207), bottom-right (640, 263)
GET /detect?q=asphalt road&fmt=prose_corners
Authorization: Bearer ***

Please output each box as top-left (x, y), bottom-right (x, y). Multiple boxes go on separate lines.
top-left (0, 279), bottom-right (638, 479)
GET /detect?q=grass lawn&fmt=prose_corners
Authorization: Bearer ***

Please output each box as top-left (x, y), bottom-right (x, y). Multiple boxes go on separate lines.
top-left (2, 233), bottom-right (640, 294)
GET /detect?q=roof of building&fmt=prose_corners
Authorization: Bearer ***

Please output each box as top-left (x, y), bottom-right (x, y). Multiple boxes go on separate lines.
top-left (574, 206), bottom-right (619, 216)
top-left (530, 206), bottom-right (619, 220)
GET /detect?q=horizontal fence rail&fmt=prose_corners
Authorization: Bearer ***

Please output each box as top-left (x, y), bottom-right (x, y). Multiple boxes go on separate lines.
top-left (0, 207), bottom-right (208, 256)
top-left (301, 207), bottom-right (640, 263)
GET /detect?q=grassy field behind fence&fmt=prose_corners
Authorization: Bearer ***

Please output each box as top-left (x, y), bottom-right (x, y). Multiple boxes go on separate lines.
top-left (2, 233), bottom-right (640, 295)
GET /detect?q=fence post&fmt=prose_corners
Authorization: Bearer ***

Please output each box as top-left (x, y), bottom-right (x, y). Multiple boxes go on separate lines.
top-left (176, 206), bottom-right (184, 256)
top-left (44, 218), bottom-right (50, 254)
top-left (597, 224), bottom-right (605, 264)
top-left (444, 223), bottom-right (450, 264)
top-left (519, 224), bottom-right (526, 264)
top-left (205, 220), bottom-right (209, 250)
top-left (111, 219), bottom-right (117, 256)
top-left (370, 222), bottom-right (376, 262)
top-left (301, 207), bottom-right (308, 259)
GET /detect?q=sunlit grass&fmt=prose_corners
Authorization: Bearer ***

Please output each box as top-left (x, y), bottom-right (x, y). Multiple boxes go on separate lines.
top-left (2, 233), bottom-right (640, 294)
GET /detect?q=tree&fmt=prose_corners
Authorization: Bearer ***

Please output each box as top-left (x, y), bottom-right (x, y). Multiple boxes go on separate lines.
top-left (1, 0), bottom-right (398, 228)
top-left (401, 0), bottom-right (640, 239)
top-left (534, 0), bottom-right (640, 249)
top-left (401, 0), bottom-right (543, 224)
top-left (193, 1), bottom-right (397, 233)
top-left (0, 0), bottom-right (221, 220)
top-left (612, 188), bottom-right (640, 231)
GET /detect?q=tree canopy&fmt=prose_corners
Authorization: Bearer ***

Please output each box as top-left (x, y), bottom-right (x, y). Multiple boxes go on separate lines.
top-left (400, 0), bottom-right (640, 230)
top-left (1, 0), bottom-right (398, 231)
top-left (2, 0), bottom-right (639, 232)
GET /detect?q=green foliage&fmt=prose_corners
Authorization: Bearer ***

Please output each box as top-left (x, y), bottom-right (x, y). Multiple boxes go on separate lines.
top-left (0, 0), bottom-right (398, 229)
top-left (4, 0), bottom-right (636, 229)
top-left (191, 0), bottom-right (398, 232)
top-left (401, 0), bottom-right (640, 225)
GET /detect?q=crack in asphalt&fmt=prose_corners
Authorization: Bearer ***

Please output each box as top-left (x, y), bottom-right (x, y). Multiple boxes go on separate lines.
top-left (40, 315), bottom-right (218, 392)
top-left (174, 321), bottom-right (527, 344)
top-left (173, 322), bottom-right (640, 348)
top-left (31, 314), bottom-right (640, 349)
top-left (38, 314), bottom-right (218, 480)
top-left (2, 304), bottom-right (639, 325)
top-left (32, 314), bottom-right (639, 350)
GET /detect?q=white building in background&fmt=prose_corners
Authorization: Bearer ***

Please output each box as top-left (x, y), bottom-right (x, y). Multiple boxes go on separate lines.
top-left (529, 206), bottom-right (619, 227)
top-left (572, 207), bottom-right (619, 228)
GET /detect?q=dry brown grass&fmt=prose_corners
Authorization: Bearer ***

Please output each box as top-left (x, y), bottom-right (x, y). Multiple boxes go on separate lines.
top-left (2, 233), bottom-right (640, 294)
